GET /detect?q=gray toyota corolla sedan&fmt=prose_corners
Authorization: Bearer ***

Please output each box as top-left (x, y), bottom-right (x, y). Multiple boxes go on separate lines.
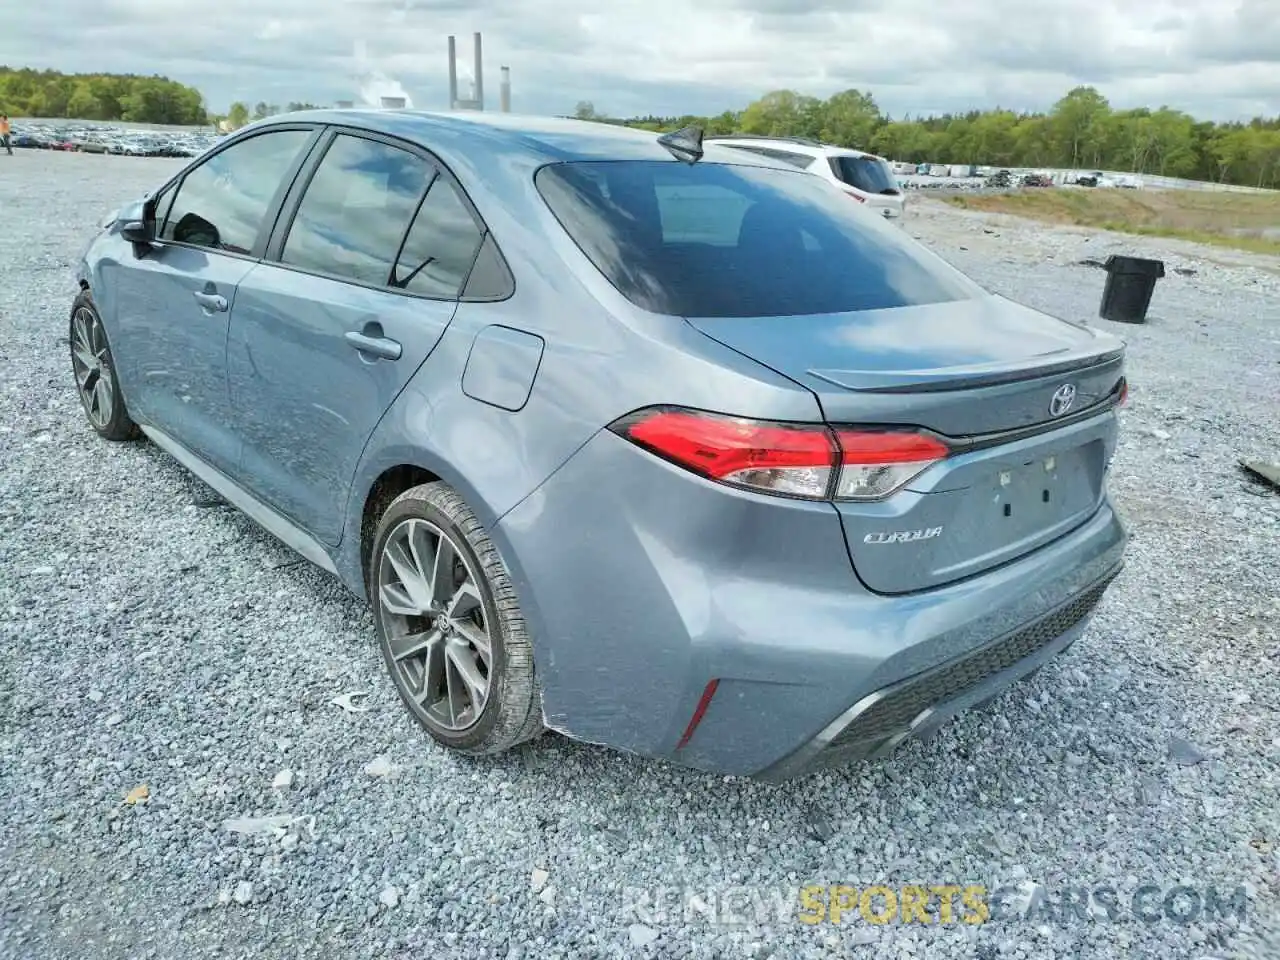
top-left (71, 110), bottom-right (1127, 779)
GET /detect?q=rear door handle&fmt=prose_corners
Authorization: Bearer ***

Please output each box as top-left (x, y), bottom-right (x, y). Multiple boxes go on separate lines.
top-left (192, 291), bottom-right (228, 312)
top-left (345, 330), bottom-right (402, 361)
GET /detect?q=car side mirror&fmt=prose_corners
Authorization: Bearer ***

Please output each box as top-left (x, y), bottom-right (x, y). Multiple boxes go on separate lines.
top-left (118, 198), bottom-right (157, 244)
top-left (120, 219), bottom-right (155, 243)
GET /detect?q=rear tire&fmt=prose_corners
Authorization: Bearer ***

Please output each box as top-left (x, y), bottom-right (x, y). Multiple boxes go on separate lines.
top-left (370, 482), bottom-right (543, 755)
top-left (69, 291), bottom-right (139, 441)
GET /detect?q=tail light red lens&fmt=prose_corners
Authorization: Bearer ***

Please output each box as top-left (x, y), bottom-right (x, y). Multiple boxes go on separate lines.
top-left (1117, 377), bottom-right (1129, 406)
top-left (611, 407), bottom-right (950, 501)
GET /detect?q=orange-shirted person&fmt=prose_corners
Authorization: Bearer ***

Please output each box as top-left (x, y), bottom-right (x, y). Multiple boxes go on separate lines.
top-left (0, 115), bottom-right (11, 155)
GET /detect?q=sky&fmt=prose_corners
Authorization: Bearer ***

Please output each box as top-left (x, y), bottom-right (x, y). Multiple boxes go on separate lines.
top-left (3, 0), bottom-right (1278, 123)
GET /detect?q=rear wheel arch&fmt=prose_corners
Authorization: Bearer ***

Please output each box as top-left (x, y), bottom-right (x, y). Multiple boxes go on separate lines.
top-left (359, 463), bottom-right (442, 594)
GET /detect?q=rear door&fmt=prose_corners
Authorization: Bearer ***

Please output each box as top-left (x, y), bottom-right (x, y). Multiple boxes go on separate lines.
top-left (226, 129), bottom-right (487, 545)
top-left (108, 126), bottom-right (318, 474)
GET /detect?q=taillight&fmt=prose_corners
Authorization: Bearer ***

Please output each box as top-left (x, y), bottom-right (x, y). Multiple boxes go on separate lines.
top-left (848, 192), bottom-right (866, 203)
top-left (1117, 377), bottom-right (1129, 406)
top-left (610, 407), bottom-right (949, 501)
top-left (834, 430), bottom-right (950, 499)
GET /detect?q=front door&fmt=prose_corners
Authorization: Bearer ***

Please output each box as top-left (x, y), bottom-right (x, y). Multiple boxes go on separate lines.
top-left (227, 132), bottom-right (485, 545)
top-left (110, 127), bottom-right (316, 474)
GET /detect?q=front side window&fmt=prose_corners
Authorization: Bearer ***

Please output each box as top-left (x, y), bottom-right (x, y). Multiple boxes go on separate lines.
top-left (150, 182), bottom-right (177, 231)
top-left (391, 177), bottom-right (484, 298)
top-left (162, 129), bottom-right (311, 254)
top-left (536, 160), bottom-right (978, 318)
top-left (282, 134), bottom-right (434, 286)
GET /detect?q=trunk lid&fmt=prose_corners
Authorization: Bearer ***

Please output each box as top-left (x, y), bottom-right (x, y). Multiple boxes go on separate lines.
top-left (686, 295), bottom-right (1125, 594)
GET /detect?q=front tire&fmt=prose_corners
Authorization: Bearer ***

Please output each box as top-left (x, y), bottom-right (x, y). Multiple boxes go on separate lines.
top-left (69, 291), bottom-right (138, 441)
top-left (370, 482), bottom-right (542, 755)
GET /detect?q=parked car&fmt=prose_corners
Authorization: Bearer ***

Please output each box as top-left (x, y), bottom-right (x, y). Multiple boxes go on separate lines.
top-left (1074, 172), bottom-right (1116, 188)
top-left (72, 112), bottom-right (1127, 779)
top-left (1022, 172), bottom-right (1055, 187)
top-left (705, 135), bottom-right (907, 219)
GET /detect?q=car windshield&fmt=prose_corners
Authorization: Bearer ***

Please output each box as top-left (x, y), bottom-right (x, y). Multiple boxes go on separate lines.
top-left (830, 155), bottom-right (899, 194)
top-left (535, 159), bottom-right (978, 318)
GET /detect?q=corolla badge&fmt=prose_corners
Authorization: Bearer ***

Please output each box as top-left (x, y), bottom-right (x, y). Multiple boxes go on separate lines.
top-left (1049, 383), bottom-right (1077, 417)
top-left (864, 526), bottom-right (943, 545)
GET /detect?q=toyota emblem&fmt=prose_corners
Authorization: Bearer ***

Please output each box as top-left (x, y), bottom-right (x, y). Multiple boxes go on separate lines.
top-left (1049, 383), bottom-right (1077, 417)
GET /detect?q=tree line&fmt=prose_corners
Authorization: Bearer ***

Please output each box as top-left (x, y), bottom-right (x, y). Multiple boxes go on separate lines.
top-left (4, 65), bottom-right (1277, 188)
top-left (221, 102), bottom-right (325, 130)
top-left (0, 66), bottom-right (207, 126)
top-left (577, 86), bottom-right (1280, 190)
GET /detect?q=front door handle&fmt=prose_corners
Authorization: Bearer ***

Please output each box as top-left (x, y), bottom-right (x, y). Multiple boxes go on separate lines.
top-left (345, 330), bottom-right (402, 361)
top-left (192, 291), bottom-right (228, 312)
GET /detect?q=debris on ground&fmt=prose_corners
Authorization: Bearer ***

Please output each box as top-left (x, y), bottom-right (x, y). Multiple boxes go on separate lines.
top-left (1240, 460), bottom-right (1280, 491)
top-left (330, 691), bottom-right (372, 714)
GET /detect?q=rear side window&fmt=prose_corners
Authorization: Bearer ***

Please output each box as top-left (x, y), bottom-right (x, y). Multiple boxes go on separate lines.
top-left (829, 155), bottom-right (899, 195)
top-left (162, 129), bottom-right (311, 254)
top-left (718, 144), bottom-right (813, 169)
top-left (391, 177), bottom-right (484, 297)
top-left (535, 160), bottom-right (977, 317)
top-left (282, 134), bottom-right (433, 286)
top-left (761, 148), bottom-right (814, 169)
top-left (461, 234), bottom-right (515, 300)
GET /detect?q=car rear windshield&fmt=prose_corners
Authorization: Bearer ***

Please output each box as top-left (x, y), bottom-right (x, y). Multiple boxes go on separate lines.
top-left (534, 160), bottom-right (977, 317)
top-left (830, 155), bottom-right (899, 194)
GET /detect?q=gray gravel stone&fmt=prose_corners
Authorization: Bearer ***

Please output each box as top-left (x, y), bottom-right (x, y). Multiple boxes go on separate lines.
top-left (629, 922), bottom-right (659, 948)
top-left (1, 154), bottom-right (1277, 960)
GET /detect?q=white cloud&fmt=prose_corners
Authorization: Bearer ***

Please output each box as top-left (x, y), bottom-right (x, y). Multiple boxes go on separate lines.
top-left (1, 0), bottom-right (1275, 121)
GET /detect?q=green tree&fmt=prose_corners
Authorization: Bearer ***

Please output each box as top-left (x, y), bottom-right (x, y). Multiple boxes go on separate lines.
top-left (573, 100), bottom-right (599, 121)
top-left (818, 88), bottom-right (880, 149)
top-left (1049, 86), bottom-right (1111, 168)
top-left (226, 101), bottom-right (251, 129)
top-left (0, 66), bottom-right (206, 124)
top-left (740, 90), bottom-right (812, 137)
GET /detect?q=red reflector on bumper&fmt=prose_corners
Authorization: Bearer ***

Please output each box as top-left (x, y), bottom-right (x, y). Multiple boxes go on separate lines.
top-left (676, 679), bottom-right (720, 750)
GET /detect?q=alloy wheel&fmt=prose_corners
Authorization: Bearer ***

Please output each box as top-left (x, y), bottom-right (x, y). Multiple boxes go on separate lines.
top-left (376, 518), bottom-right (492, 731)
top-left (70, 307), bottom-right (115, 429)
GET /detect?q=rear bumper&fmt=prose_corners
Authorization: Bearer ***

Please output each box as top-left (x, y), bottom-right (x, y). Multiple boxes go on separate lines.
top-left (755, 568), bottom-right (1116, 781)
top-left (495, 429), bottom-right (1127, 778)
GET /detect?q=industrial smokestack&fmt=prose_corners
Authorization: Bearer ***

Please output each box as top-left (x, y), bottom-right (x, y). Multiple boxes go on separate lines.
top-left (500, 66), bottom-right (510, 112)
top-left (447, 35), bottom-right (458, 109)
top-left (473, 32), bottom-right (484, 111)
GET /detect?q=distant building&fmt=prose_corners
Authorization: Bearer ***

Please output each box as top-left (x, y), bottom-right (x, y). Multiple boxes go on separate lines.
top-left (335, 100), bottom-right (354, 109)
top-left (379, 96), bottom-right (406, 109)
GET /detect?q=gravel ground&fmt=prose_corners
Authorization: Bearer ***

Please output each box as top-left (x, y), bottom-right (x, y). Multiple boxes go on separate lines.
top-left (1, 151), bottom-right (1278, 960)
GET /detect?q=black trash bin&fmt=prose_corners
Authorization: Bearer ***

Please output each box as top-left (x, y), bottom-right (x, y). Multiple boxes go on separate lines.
top-left (1099, 255), bottom-right (1165, 324)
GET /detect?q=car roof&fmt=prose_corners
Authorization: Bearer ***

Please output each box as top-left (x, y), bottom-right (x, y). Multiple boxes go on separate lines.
top-left (229, 110), bottom-right (811, 236)
top-left (255, 108), bottom-right (789, 167)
